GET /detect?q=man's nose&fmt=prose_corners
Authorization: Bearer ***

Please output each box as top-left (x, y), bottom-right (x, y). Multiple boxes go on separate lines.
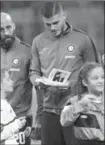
top-left (51, 25), bottom-right (55, 31)
top-left (4, 29), bottom-right (9, 35)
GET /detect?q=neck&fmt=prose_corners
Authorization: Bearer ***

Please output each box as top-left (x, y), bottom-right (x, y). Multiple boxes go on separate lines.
top-left (88, 90), bottom-right (103, 98)
top-left (57, 22), bottom-right (68, 38)
top-left (63, 21), bottom-right (68, 32)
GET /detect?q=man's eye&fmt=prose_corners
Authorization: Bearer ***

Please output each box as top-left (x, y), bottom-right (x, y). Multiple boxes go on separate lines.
top-left (6, 25), bottom-right (12, 29)
top-left (46, 23), bottom-right (51, 27)
top-left (53, 21), bottom-right (59, 25)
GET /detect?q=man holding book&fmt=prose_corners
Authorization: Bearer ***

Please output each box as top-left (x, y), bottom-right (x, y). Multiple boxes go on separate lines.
top-left (29, 2), bottom-right (100, 145)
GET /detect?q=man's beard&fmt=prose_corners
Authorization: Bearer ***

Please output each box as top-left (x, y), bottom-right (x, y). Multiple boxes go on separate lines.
top-left (0, 35), bottom-right (15, 51)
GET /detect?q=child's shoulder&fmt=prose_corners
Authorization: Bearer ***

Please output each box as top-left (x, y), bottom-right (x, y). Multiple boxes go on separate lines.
top-left (1, 99), bottom-right (12, 109)
top-left (1, 99), bottom-right (9, 108)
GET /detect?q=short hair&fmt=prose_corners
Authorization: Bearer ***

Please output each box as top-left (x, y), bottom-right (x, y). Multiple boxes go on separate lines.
top-left (41, 2), bottom-right (64, 18)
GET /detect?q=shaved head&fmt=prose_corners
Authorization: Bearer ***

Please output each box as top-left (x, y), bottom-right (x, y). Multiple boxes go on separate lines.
top-left (0, 12), bottom-right (15, 51)
top-left (1, 12), bottom-right (13, 23)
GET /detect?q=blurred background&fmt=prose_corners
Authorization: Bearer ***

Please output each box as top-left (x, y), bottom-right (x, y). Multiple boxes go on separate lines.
top-left (1, 1), bottom-right (104, 54)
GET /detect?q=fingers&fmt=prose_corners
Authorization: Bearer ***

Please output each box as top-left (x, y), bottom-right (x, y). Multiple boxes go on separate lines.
top-left (79, 94), bottom-right (97, 105)
top-left (83, 94), bottom-right (96, 101)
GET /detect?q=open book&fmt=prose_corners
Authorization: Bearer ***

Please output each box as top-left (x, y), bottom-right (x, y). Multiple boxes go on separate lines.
top-left (35, 68), bottom-right (71, 88)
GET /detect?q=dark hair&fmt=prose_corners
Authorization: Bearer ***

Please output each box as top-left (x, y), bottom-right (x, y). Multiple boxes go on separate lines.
top-left (76, 62), bottom-right (103, 100)
top-left (41, 2), bottom-right (64, 18)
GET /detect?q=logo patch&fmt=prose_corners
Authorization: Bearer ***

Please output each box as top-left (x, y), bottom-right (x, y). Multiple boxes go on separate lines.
top-left (65, 55), bottom-right (76, 59)
top-left (12, 58), bottom-right (19, 65)
top-left (43, 47), bottom-right (49, 51)
top-left (67, 45), bottom-right (75, 52)
top-left (10, 68), bottom-right (20, 72)
top-left (80, 115), bottom-right (87, 119)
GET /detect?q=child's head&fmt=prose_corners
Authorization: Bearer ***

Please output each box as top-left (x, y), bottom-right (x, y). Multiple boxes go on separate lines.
top-left (1, 71), bottom-right (13, 99)
top-left (77, 62), bottom-right (104, 99)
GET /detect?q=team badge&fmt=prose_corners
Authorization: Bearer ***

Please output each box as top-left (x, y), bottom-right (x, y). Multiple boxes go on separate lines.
top-left (80, 115), bottom-right (87, 119)
top-left (12, 58), bottom-right (20, 65)
top-left (67, 45), bottom-right (75, 52)
top-left (43, 47), bottom-right (49, 51)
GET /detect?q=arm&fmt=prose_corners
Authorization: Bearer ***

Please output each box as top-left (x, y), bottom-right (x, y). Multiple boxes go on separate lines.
top-left (29, 38), bottom-right (43, 139)
top-left (60, 102), bottom-right (85, 127)
top-left (82, 35), bottom-right (101, 63)
top-left (29, 38), bottom-right (42, 86)
top-left (1, 118), bottom-right (25, 141)
top-left (30, 87), bottom-right (43, 140)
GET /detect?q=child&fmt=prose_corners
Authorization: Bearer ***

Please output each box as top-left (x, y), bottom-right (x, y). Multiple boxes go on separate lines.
top-left (60, 62), bottom-right (104, 145)
top-left (1, 71), bottom-right (26, 145)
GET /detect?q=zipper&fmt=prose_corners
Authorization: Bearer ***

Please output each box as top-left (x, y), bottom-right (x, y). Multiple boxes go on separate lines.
top-left (54, 38), bottom-right (60, 68)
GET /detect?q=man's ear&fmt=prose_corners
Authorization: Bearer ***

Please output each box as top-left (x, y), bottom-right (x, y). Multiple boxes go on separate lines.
top-left (63, 12), bottom-right (66, 21)
top-left (12, 23), bottom-right (16, 30)
top-left (82, 79), bottom-right (88, 87)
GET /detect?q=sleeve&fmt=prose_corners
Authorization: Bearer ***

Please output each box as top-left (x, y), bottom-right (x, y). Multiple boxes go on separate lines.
top-left (1, 100), bottom-right (16, 125)
top-left (29, 38), bottom-right (42, 85)
top-left (30, 87), bottom-right (43, 140)
top-left (1, 119), bottom-right (21, 141)
top-left (82, 35), bottom-right (101, 63)
top-left (60, 102), bottom-right (84, 127)
top-left (35, 87), bottom-right (43, 124)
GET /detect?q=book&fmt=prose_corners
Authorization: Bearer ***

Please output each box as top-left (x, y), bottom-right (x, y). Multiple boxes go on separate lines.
top-left (35, 68), bottom-right (71, 88)
top-left (48, 68), bottom-right (71, 83)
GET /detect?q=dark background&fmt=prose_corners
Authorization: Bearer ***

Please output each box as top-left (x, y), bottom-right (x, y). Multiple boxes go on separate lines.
top-left (1, 1), bottom-right (104, 54)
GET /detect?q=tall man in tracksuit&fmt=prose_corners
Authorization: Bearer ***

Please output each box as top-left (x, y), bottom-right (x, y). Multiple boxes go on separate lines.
top-left (29, 2), bottom-right (100, 145)
top-left (1, 12), bottom-right (32, 144)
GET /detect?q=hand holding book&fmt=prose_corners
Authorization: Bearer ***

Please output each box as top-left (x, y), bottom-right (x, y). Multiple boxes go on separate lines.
top-left (35, 69), bottom-right (71, 89)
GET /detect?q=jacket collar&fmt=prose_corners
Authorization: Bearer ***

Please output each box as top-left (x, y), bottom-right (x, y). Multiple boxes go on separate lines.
top-left (62, 22), bottom-right (72, 35)
top-left (10, 37), bottom-right (20, 49)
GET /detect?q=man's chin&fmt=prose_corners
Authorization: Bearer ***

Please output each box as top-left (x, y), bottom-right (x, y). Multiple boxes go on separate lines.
top-left (51, 31), bottom-right (61, 37)
top-left (1, 38), bottom-right (15, 51)
top-left (2, 44), bottom-right (11, 51)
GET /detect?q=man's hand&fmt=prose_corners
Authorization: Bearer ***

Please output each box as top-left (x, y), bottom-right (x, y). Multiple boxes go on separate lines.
top-left (36, 77), bottom-right (70, 89)
top-left (34, 77), bottom-right (48, 90)
top-left (34, 77), bottom-right (43, 87)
